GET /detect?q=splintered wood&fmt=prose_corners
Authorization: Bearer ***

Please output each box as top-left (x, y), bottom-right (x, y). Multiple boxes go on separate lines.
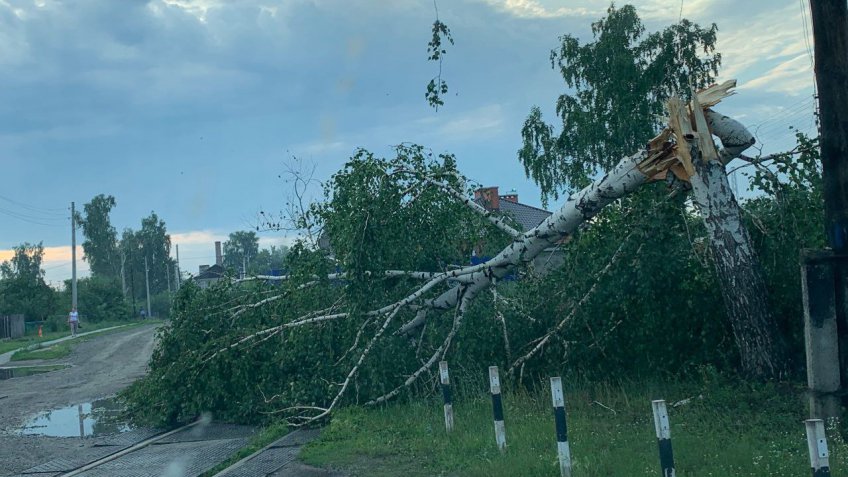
top-left (639, 79), bottom-right (738, 182)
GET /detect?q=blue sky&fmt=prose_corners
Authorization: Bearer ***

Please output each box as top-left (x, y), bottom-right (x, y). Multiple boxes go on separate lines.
top-left (0, 0), bottom-right (818, 286)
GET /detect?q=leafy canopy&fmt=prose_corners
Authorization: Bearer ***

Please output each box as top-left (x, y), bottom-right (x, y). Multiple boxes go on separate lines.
top-left (519, 4), bottom-right (720, 204)
top-left (75, 194), bottom-right (120, 279)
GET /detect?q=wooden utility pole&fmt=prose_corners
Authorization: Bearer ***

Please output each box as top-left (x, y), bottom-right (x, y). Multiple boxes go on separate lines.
top-left (71, 201), bottom-right (77, 310)
top-left (144, 255), bottom-right (152, 317)
top-left (811, 0), bottom-right (848, 253)
top-left (810, 0), bottom-right (848, 394)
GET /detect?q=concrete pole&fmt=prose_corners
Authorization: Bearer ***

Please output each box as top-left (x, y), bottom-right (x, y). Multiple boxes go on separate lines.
top-left (489, 366), bottom-right (506, 452)
top-left (144, 255), bottom-right (152, 318)
top-left (439, 361), bottom-right (454, 432)
top-left (802, 250), bottom-right (842, 419)
top-left (166, 263), bottom-right (171, 294)
top-left (550, 377), bottom-right (572, 477)
top-left (806, 419), bottom-right (832, 477)
top-left (652, 400), bottom-right (675, 477)
top-left (175, 244), bottom-right (181, 290)
top-left (71, 201), bottom-right (77, 310)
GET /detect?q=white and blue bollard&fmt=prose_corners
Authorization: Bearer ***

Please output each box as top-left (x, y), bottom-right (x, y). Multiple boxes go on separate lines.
top-left (806, 419), bottom-right (831, 477)
top-left (550, 377), bottom-right (573, 477)
top-left (439, 360), bottom-right (454, 432)
top-left (652, 399), bottom-right (675, 477)
top-left (489, 366), bottom-right (506, 451)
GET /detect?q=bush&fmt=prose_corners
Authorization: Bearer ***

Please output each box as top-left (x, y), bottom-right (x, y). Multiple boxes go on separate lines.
top-left (149, 292), bottom-right (172, 319)
top-left (56, 276), bottom-right (131, 323)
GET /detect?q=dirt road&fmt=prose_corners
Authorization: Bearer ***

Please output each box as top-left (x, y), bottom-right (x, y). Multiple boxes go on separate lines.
top-left (0, 324), bottom-right (159, 476)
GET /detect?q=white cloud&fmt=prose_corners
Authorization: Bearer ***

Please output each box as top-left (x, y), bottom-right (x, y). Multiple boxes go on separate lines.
top-left (170, 229), bottom-right (227, 245)
top-left (479, 0), bottom-right (714, 21)
top-left (435, 104), bottom-right (507, 140)
top-left (741, 54), bottom-right (814, 95)
top-left (479, 0), bottom-right (598, 19)
top-left (716, 2), bottom-right (814, 90)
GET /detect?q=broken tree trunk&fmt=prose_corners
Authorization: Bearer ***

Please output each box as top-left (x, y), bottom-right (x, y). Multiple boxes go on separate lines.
top-left (669, 92), bottom-right (786, 378)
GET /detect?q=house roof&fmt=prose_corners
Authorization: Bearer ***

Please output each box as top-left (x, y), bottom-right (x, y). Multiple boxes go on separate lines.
top-left (498, 200), bottom-right (552, 231)
top-left (194, 264), bottom-right (225, 281)
top-left (472, 196), bottom-right (552, 232)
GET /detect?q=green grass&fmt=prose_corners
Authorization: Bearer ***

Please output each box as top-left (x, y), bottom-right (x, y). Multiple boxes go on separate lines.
top-left (3, 319), bottom-right (163, 360)
top-left (301, 379), bottom-right (843, 476)
top-left (11, 341), bottom-right (75, 361)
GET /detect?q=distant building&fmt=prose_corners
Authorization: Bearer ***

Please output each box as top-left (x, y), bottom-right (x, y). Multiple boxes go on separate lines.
top-left (473, 186), bottom-right (553, 232)
top-left (473, 186), bottom-right (564, 271)
top-left (315, 185), bottom-right (565, 272)
top-left (193, 241), bottom-right (226, 289)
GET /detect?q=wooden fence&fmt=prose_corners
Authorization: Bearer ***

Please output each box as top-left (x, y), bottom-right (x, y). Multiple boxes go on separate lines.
top-left (0, 314), bottom-right (25, 339)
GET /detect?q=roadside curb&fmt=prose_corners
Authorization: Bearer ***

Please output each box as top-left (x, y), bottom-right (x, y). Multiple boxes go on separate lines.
top-left (0, 324), bottom-right (134, 365)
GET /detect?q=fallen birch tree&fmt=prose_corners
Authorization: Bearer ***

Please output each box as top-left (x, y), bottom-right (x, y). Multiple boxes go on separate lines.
top-left (122, 82), bottom-right (780, 424)
top-left (148, 81), bottom-right (765, 425)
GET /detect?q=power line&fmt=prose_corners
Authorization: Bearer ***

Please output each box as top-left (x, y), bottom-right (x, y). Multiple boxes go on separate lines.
top-left (0, 193), bottom-right (67, 215)
top-left (0, 207), bottom-right (67, 227)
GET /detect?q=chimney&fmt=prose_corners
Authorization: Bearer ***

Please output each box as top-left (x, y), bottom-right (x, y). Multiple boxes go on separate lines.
top-left (500, 188), bottom-right (518, 203)
top-left (215, 241), bottom-right (222, 266)
top-left (473, 186), bottom-right (500, 211)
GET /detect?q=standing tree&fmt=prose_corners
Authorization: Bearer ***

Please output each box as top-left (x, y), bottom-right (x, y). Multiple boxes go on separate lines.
top-left (519, 5), bottom-right (784, 378)
top-left (75, 194), bottom-right (121, 280)
top-left (249, 245), bottom-right (289, 275)
top-left (0, 242), bottom-right (56, 320)
top-left (223, 231), bottom-right (260, 275)
top-left (119, 212), bottom-right (176, 304)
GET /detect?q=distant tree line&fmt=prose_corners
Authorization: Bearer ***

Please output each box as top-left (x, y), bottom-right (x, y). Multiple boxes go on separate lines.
top-left (0, 194), bottom-right (291, 325)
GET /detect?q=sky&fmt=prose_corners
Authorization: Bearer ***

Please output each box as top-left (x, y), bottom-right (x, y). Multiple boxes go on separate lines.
top-left (0, 0), bottom-right (819, 287)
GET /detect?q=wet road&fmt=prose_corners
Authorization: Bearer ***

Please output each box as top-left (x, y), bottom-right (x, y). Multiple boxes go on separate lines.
top-left (0, 324), bottom-right (158, 476)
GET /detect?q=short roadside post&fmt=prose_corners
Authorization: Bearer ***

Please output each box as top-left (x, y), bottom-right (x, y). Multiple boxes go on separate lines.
top-left (550, 377), bottom-right (572, 477)
top-left (489, 366), bottom-right (506, 451)
top-left (439, 361), bottom-right (454, 432)
top-left (652, 399), bottom-right (675, 477)
top-left (806, 419), bottom-right (831, 477)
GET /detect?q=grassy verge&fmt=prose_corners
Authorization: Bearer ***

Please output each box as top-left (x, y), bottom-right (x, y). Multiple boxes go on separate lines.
top-left (301, 379), bottom-right (844, 476)
top-left (6, 320), bottom-right (163, 361)
top-left (11, 341), bottom-right (76, 361)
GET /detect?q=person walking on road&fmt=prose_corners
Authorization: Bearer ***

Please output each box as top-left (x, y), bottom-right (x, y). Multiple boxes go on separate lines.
top-left (68, 307), bottom-right (79, 337)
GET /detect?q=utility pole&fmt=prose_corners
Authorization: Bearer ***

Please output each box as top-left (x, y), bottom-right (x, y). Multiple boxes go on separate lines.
top-left (71, 201), bottom-right (77, 310)
top-left (807, 0), bottom-right (848, 415)
top-left (120, 252), bottom-right (127, 299)
top-left (144, 255), bottom-right (152, 318)
top-left (811, 0), bottom-right (848, 254)
top-left (166, 262), bottom-right (172, 294)
top-left (175, 244), bottom-right (181, 291)
top-left (130, 259), bottom-right (137, 315)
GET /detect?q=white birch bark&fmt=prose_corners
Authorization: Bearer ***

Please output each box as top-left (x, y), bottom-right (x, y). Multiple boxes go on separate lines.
top-left (686, 131), bottom-right (785, 377)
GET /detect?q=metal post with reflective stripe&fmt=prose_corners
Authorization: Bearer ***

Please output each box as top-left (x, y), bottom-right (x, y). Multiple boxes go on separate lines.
top-left (652, 400), bottom-right (675, 477)
top-left (550, 377), bottom-right (572, 477)
top-left (489, 366), bottom-right (506, 451)
top-left (439, 361), bottom-right (454, 432)
top-left (806, 419), bottom-right (831, 477)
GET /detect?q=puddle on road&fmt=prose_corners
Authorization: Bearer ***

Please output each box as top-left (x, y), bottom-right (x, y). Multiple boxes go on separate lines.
top-left (19, 397), bottom-right (135, 438)
top-left (0, 364), bottom-right (69, 380)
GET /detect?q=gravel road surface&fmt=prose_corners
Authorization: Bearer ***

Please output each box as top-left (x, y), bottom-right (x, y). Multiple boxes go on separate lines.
top-left (0, 324), bottom-right (158, 476)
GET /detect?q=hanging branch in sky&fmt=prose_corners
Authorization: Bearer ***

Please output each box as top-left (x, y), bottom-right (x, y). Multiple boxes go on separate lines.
top-left (425, 1), bottom-right (453, 110)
